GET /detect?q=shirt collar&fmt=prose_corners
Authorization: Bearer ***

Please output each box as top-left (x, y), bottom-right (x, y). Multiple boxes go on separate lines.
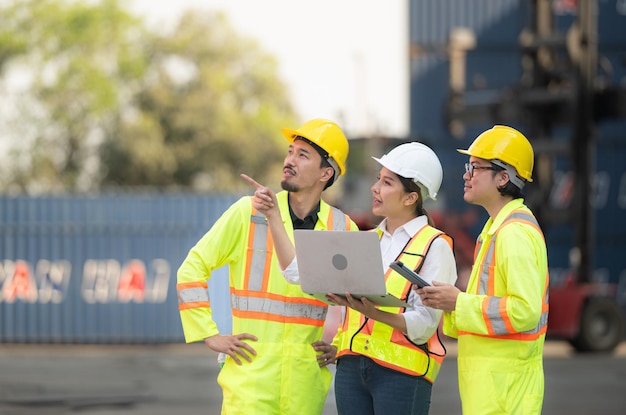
top-left (289, 198), bottom-right (320, 230)
top-left (376, 215), bottom-right (429, 238)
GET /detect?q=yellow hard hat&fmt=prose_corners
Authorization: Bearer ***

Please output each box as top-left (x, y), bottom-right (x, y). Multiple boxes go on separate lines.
top-left (457, 125), bottom-right (534, 183)
top-left (281, 119), bottom-right (349, 177)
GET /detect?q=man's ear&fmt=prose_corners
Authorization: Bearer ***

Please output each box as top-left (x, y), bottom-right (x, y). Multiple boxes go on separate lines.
top-left (499, 170), bottom-right (511, 186)
top-left (320, 167), bottom-right (334, 182)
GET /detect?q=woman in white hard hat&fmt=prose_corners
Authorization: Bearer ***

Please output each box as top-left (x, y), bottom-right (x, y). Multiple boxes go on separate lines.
top-left (327, 142), bottom-right (457, 415)
top-left (245, 142), bottom-right (457, 415)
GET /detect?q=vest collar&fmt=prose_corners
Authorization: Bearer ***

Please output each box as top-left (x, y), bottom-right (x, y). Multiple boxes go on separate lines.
top-left (484, 198), bottom-right (525, 235)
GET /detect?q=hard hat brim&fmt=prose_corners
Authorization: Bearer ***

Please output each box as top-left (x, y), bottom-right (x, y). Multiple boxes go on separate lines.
top-left (281, 128), bottom-right (299, 143)
top-left (280, 119), bottom-right (348, 177)
top-left (371, 156), bottom-right (439, 200)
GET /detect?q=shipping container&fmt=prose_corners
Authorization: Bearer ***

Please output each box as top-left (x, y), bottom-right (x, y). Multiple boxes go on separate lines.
top-left (0, 194), bottom-right (241, 343)
top-left (399, 0), bottom-right (626, 351)
top-left (405, 0), bottom-right (626, 277)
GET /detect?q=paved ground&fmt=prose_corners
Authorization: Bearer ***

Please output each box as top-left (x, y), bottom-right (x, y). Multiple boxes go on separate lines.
top-left (0, 341), bottom-right (625, 415)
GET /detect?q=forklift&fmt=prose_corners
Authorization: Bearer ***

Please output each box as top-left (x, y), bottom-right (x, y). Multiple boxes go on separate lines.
top-left (445, 0), bottom-right (625, 352)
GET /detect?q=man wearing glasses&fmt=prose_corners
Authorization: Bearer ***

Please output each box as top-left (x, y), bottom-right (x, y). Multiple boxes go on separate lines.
top-left (416, 125), bottom-right (549, 414)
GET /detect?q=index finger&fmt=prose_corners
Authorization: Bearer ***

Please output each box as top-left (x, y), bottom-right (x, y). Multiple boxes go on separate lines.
top-left (240, 173), bottom-right (262, 190)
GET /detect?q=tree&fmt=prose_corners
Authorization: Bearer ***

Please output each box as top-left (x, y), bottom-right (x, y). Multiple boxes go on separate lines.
top-left (100, 10), bottom-right (295, 192)
top-left (0, 0), bottom-right (296, 193)
top-left (0, 0), bottom-right (149, 192)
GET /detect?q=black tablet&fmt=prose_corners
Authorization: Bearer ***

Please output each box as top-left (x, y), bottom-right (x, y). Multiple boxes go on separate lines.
top-left (389, 260), bottom-right (430, 288)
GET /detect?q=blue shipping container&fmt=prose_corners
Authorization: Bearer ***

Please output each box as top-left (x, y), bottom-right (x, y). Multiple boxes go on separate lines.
top-left (0, 194), bottom-right (241, 343)
top-left (407, 0), bottom-right (626, 302)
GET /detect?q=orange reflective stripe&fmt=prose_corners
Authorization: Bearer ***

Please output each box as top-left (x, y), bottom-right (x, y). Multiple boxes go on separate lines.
top-left (427, 335), bottom-right (446, 364)
top-left (177, 281), bottom-right (207, 290)
top-left (339, 226), bottom-right (452, 381)
top-left (178, 301), bottom-right (210, 311)
top-left (481, 297), bottom-right (495, 335)
top-left (506, 210), bottom-right (543, 236)
top-left (231, 288), bottom-right (327, 326)
top-left (233, 287), bottom-right (324, 304)
top-left (487, 244), bottom-right (497, 296)
top-left (261, 231), bottom-right (274, 292)
top-left (236, 198), bottom-right (351, 331)
top-left (474, 209), bottom-right (549, 340)
top-left (476, 241), bottom-right (495, 295)
top-left (499, 298), bottom-right (516, 333)
top-left (327, 206), bottom-right (349, 230)
top-left (232, 310), bottom-right (326, 327)
top-left (177, 281), bottom-right (210, 311)
top-left (246, 208), bottom-right (272, 291)
top-left (483, 296), bottom-right (516, 335)
top-left (473, 240), bottom-right (481, 263)
top-left (458, 329), bottom-right (547, 341)
top-left (244, 208), bottom-right (258, 291)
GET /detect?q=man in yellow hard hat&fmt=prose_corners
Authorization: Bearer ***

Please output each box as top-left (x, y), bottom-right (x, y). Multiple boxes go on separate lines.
top-left (416, 125), bottom-right (549, 414)
top-left (177, 119), bottom-right (359, 415)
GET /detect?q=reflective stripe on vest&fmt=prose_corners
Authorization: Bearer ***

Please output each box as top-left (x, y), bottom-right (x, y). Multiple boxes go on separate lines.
top-left (177, 281), bottom-right (209, 310)
top-left (327, 206), bottom-right (348, 232)
top-left (231, 289), bottom-right (328, 326)
top-left (474, 210), bottom-right (549, 340)
top-left (230, 200), bottom-right (351, 327)
top-left (245, 213), bottom-right (273, 292)
top-left (336, 225), bottom-right (452, 383)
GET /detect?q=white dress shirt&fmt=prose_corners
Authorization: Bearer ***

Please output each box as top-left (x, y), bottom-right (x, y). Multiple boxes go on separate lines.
top-left (281, 215), bottom-right (457, 344)
top-left (377, 215), bottom-right (457, 343)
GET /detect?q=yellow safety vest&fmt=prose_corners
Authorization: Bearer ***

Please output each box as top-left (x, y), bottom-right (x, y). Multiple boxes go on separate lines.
top-left (461, 208), bottom-right (549, 340)
top-left (177, 191), bottom-right (353, 339)
top-left (177, 191), bottom-right (356, 415)
top-left (230, 199), bottom-right (351, 332)
top-left (177, 192), bottom-right (358, 415)
top-left (446, 200), bottom-right (549, 415)
top-left (335, 225), bottom-right (453, 383)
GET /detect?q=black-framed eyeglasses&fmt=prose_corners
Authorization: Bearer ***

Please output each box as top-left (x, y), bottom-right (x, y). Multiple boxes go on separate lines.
top-left (465, 163), bottom-right (497, 178)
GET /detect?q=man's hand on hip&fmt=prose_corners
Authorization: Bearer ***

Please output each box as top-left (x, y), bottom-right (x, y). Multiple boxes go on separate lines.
top-left (204, 333), bottom-right (258, 365)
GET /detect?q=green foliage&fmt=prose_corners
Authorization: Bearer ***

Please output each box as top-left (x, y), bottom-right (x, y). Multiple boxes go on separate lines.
top-left (0, 0), bottom-right (297, 193)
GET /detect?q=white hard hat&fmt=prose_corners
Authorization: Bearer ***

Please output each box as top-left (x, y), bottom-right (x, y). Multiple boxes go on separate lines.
top-left (372, 142), bottom-right (443, 200)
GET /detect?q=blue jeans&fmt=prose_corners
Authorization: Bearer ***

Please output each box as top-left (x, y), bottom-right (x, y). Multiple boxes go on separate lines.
top-left (334, 354), bottom-right (432, 415)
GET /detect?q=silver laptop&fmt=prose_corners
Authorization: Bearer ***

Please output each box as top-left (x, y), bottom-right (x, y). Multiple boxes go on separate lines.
top-left (294, 230), bottom-right (409, 307)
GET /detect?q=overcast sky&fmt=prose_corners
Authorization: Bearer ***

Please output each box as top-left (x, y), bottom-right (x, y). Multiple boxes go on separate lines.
top-left (129, 0), bottom-right (409, 138)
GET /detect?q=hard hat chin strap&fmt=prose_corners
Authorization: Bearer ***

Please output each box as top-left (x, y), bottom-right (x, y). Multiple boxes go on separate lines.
top-left (491, 160), bottom-right (526, 189)
top-left (327, 157), bottom-right (340, 183)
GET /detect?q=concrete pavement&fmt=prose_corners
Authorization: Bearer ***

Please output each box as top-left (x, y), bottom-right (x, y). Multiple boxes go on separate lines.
top-left (1, 341), bottom-right (625, 415)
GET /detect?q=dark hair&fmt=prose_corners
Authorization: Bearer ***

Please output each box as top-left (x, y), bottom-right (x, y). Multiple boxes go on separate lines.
top-left (397, 175), bottom-right (435, 227)
top-left (490, 163), bottom-right (524, 199)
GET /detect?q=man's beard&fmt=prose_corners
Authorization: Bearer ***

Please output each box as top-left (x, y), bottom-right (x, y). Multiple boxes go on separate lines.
top-left (281, 180), bottom-right (299, 192)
